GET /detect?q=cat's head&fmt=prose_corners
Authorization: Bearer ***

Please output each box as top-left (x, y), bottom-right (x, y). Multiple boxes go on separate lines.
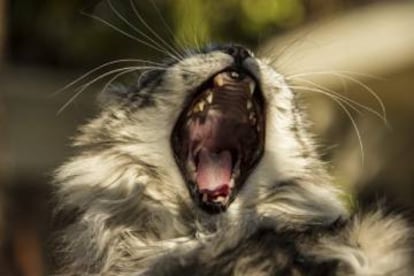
top-left (63, 43), bottom-right (346, 221)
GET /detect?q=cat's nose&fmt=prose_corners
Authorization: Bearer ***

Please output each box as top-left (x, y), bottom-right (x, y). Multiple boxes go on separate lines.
top-left (224, 45), bottom-right (251, 65)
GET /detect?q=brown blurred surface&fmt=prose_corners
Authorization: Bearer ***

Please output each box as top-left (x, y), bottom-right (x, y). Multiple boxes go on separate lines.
top-left (0, 65), bottom-right (96, 274)
top-left (0, 0), bottom-right (6, 63)
top-left (261, 1), bottom-right (414, 205)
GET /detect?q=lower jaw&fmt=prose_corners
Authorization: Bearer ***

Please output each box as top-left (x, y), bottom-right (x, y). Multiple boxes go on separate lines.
top-left (197, 196), bottom-right (232, 213)
top-left (200, 185), bottom-right (231, 205)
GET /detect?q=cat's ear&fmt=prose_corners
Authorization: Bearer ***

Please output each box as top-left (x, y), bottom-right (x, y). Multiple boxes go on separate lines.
top-left (97, 84), bottom-right (130, 107)
top-left (97, 83), bottom-right (157, 110)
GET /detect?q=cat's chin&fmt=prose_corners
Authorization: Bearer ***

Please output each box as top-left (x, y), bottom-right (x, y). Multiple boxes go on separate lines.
top-left (171, 67), bottom-right (266, 214)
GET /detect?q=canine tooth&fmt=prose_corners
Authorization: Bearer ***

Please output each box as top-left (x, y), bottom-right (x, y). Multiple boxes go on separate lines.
top-left (206, 92), bottom-right (213, 104)
top-left (246, 100), bottom-right (252, 110)
top-left (193, 101), bottom-right (205, 113)
top-left (198, 101), bottom-right (205, 112)
top-left (249, 81), bottom-right (255, 95)
top-left (214, 75), bottom-right (224, 87)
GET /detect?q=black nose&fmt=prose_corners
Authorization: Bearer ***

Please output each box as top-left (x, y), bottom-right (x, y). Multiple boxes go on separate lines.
top-left (224, 45), bottom-right (251, 65)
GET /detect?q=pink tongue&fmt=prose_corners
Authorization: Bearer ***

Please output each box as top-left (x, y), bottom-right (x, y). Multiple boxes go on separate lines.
top-left (196, 149), bottom-right (232, 192)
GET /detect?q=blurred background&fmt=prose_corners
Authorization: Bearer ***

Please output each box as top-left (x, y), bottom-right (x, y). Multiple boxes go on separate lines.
top-left (0, 0), bottom-right (413, 274)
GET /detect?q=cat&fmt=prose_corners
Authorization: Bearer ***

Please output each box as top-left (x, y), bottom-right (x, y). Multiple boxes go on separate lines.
top-left (51, 43), bottom-right (412, 275)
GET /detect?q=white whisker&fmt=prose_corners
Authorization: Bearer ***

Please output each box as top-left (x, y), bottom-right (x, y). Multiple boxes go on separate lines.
top-left (81, 11), bottom-right (178, 61)
top-left (289, 84), bottom-right (365, 164)
top-left (289, 77), bottom-right (388, 125)
top-left (289, 84), bottom-right (363, 114)
top-left (147, 0), bottom-right (186, 53)
top-left (287, 69), bottom-right (384, 80)
top-left (129, 0), bottom-right (185, 61)
top-left (286, 70), bottom-right (387, 125)
top-left (52, 59), bottom-right (165, 97)
top-left (105, 0), bottom-right (181, 62)
top-left (57, 66), bottom-right (165, 114)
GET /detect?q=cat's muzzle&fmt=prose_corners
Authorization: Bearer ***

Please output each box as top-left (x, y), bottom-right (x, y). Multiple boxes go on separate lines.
top-left (172, 67), bottom-right (265, 213)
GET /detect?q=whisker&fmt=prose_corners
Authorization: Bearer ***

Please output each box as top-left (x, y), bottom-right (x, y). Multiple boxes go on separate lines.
top-left (57, 66), bottom-right (165, 114)
top-left (129, 0), bottom-right (185, 61)
top-left (260, 35), bottom-right (312, 67)
top-left (287, 70), bottom-right (384, 80)
top-left (261, 27), bottom-right (323, 69)
top-left (105, 0), bottom-right (181, 62)
top-left (289, 78), bottom-right (388, 126)
top-left (52, 59), bottom-right (165, 97)
top-left (77, 66), bottom-right (165, 93)
top-left (340, 74), bottom-right (387, 124)
top-left (336, 99), bottom-right (365, 166)
top-left (194, 33), bottom-right (202, 53)
top-left (81, 11), bottom-right (178, 61)
top-left (285, 70), bottom-right (387, 123)
top-left (288, 84), bottom-right (363, 115)
top-left (289, 84), bottom-right (365, 165)
top-left (147, 0), bottom-right (187, 53)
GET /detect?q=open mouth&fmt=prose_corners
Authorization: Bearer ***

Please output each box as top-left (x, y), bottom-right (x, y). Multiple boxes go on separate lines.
top-left (171, 68), bottom-right (265, 213)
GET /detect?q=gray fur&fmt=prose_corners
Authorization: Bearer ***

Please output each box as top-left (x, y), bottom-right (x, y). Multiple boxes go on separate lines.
top-left (52, 50), bottom-right (412, 275)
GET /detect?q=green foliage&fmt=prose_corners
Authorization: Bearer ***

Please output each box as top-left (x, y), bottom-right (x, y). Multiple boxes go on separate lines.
top-left (240, 0), bottom-right (305, 30)
top-left (171, 0), bottom-right (305, 47)
top-left (9, 0), bottom-right (307, 66)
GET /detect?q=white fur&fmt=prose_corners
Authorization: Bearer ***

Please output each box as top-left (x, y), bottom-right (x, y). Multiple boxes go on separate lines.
top-left (307, 211), bottom-right (413, 275)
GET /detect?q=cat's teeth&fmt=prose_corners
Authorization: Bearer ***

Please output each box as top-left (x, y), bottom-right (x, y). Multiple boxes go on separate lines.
top-left (206, 92), bottom-right (213, 104)
top-left (230, 71), bottom-right (240, 79)
top-left (249, 112), bottom-right (256, 125)
top-left (193, 101), bottom-right (205, 113)
top-left (213, 196), bottom-right (228, 205)
top-left (214, 74), bottom-right (224, 87)
top-left (249, 81), bottom-right (255, 95)
top-left (247, 100), bottom-right (252, 110)
top-left (198, 101), bottom-right (205, 112)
